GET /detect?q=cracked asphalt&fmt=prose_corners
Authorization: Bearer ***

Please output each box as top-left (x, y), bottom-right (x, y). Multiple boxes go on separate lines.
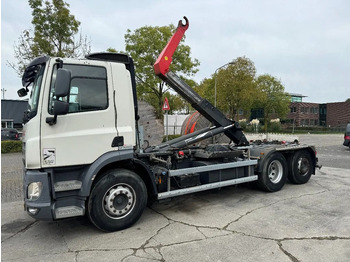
top-left (2, 134), bottom-right (350, 261)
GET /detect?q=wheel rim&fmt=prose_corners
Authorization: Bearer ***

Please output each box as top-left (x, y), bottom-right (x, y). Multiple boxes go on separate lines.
top-left (103, 183), bottom-right (136, 219)
top-left (297, 157), bottom-right (310, 176)
top-left (268, 160), bottom-right (283, 184)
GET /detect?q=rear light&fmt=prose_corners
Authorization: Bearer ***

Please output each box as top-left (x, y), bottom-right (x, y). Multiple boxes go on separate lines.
top-left (16, 134), bottom-right (19, 139)
top-left (344, 135), bottom-right (350, 140)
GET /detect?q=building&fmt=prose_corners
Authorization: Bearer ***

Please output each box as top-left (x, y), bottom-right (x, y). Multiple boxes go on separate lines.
top-left (288, 102), bottom-right (320, 127)
top-left (319, 104), bottom-right (327, 126)
top-left (287, 94), bottom-right (350, 128)
top-left (326, 101), bottom-right (350, 127)
top-left (289, 93), bottom-right (306, 103)
top-left (250, 93), bottom-right (349, 128)
top-left (1, 99), bottom-right (28, 129)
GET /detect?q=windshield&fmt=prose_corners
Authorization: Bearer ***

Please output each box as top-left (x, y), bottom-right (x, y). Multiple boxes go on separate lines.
top-left (26, 65), bottom-right (46, 120)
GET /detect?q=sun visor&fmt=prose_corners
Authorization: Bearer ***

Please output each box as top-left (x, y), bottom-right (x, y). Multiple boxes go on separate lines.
top-left (22, 56), bottom-right (49, 87)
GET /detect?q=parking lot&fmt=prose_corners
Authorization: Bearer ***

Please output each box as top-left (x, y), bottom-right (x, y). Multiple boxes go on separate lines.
top-left (1, 134), bottom-right (350, 261)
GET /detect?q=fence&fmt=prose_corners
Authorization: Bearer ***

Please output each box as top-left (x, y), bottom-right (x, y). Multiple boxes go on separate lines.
top-left (164, 114), bottom-right (189, 135)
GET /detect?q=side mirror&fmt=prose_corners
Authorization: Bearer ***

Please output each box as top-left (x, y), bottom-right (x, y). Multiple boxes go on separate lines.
top-left (17, 88), bottom-right (28, 97)
top-left (46, 100), bottom-right (69, 126)
top-left (46, 68), bottom-right (71, 126)
top-left (55, 68), bottom-right (71, 98)
top-left (53, 100), bottom-right (69, 115)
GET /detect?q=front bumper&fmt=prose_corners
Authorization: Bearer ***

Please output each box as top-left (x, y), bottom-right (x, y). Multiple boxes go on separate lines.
top-left (24, 169), bottom-right (86, 220)
top-left (23, 170), bottom-right (54, 220)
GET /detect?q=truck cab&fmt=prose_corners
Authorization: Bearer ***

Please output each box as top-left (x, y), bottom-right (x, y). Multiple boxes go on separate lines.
top-left (20, 53), bottom-right (141, 222)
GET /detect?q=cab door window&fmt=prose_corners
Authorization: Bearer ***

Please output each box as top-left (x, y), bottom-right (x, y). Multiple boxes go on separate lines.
top-left (49, 64), bottom-right (108, 114)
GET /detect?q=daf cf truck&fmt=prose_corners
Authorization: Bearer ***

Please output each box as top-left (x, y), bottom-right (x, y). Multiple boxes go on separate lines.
top-left (19, 17), bottom-right (319, 232)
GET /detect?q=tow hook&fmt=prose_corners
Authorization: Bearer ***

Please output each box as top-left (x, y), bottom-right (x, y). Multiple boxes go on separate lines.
top-left (315, 156), bottom-right (322, 170)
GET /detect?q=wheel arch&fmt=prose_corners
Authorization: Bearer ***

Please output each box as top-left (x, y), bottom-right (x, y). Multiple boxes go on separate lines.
top-left (255, 150), bottom-right (278, 174)
top-left (130, 158), bottom-right (158, 202)
top-left (80, 150), bottom-right (157, 200)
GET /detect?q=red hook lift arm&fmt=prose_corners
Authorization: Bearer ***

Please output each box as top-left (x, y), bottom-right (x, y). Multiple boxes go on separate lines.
top-left (153, 16), bottom-right (189, 78)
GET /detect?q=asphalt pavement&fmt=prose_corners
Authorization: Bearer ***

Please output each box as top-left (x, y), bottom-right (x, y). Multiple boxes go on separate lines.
top-left (1, 134), bottom-right (350, 261)
top-left (298, 134), bottom-right (350, 169)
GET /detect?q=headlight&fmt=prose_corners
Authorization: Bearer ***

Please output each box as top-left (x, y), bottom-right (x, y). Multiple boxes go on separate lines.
top-left (27, 182), bottom-right (43, 201)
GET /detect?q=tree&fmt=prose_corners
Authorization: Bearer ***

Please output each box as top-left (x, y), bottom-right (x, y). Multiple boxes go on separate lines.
top-left (123, 24), bottom-right (200, 119)
top-left (195, 77), bottom-right (215, 105)
top-left (106, 47), bottom-right (118, 53)
top-left (215, 57), bottom-right (257, 120)
top-left (165, 91), bottom-right (195, 115)
top-left (9, 0), bottom-right (90, 76)
top-left (255, 74), bottom-right (290, 132)
top-left (164, 93), bottom-right (183, 114)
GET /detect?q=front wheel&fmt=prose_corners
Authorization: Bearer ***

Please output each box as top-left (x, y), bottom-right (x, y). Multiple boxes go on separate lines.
top-left (288, 150), bottom-right (313, 184)
top-left (88, 169), bottom-right (147, 232)
top-left (258, 152), bottom-right (288, 192)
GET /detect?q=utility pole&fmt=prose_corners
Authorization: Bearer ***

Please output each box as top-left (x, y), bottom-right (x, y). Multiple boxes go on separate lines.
top-left (1, 88), bottom-right (7, 99)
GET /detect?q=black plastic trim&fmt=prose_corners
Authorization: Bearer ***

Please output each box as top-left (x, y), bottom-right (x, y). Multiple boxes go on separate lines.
top-left (112, 136), bottom-right (124, 147)
top-left (22, 56), bottom-right (50, 87)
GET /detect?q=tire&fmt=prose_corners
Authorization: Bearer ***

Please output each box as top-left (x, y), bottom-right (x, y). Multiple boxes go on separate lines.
top-left (87, 168), bottom-right (147, 232)
top-left (288, 150), bottom-right (313, 184)
top-left (258, 152), bottom-right (288, 192)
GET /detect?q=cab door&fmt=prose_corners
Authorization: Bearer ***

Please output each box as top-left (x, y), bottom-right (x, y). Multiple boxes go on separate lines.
top-left (40, 61), bottom-right (117, 168)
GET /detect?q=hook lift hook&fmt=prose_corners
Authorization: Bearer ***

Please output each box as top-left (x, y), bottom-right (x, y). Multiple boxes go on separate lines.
top-left (178, 16), bottom-right (189, 30)
top-left (154, 16), bottom-right (190, 77)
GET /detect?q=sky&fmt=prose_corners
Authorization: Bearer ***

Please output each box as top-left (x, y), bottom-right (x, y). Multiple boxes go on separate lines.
top-left (1, 0), bottom-right (350, 103)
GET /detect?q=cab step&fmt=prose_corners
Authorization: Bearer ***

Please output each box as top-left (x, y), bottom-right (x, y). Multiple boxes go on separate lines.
top-left (54, 180), bottom-right (82, 192)
top-left (55, 206), bottom-right (84, 219)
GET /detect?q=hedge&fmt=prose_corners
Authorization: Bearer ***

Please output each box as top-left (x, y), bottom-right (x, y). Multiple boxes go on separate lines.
top-left (1, 141), bottom-right (22, 153)
top-left (162, 134), bottom-right (182, 142)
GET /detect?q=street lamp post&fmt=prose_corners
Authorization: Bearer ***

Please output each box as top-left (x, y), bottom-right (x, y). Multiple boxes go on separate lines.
top-left (1, 88), bottom-right (7, 99)
top-left (214, 62), bottom-right (234, 107)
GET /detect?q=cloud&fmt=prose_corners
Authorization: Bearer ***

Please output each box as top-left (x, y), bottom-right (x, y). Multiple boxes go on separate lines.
top-left (2, 0), bottom-right (349, 103)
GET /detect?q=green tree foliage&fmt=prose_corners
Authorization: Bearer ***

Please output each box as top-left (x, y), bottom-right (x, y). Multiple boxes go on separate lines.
top-left (164, 93), bottom-right (182, 114)
top-left (215, 57), bottom-right (257, 120)
top-left (165, 92), bottom-right (193, 114)
top-left (106, 47), bottom-right (118, 53)
top-left (255, 74), bottom-right (290, 132)
top-left (195, 77), bottom-right (215, 105)
top-left (123, 24), bottom-right (200, 119)
top-left (9, 0), bottom-right (90, 76)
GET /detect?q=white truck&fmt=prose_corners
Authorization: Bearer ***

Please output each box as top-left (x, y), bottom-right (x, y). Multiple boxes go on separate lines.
top-left (19, 17), bottom-right (320, 232)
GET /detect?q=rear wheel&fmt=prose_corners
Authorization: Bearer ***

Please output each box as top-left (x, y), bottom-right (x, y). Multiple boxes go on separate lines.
top-left (288, 150), bottom-right (313, 184)
top-left (258, 152), bottom-right (287, 192)
top-left (88, 168), bottom-right (147, 232)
